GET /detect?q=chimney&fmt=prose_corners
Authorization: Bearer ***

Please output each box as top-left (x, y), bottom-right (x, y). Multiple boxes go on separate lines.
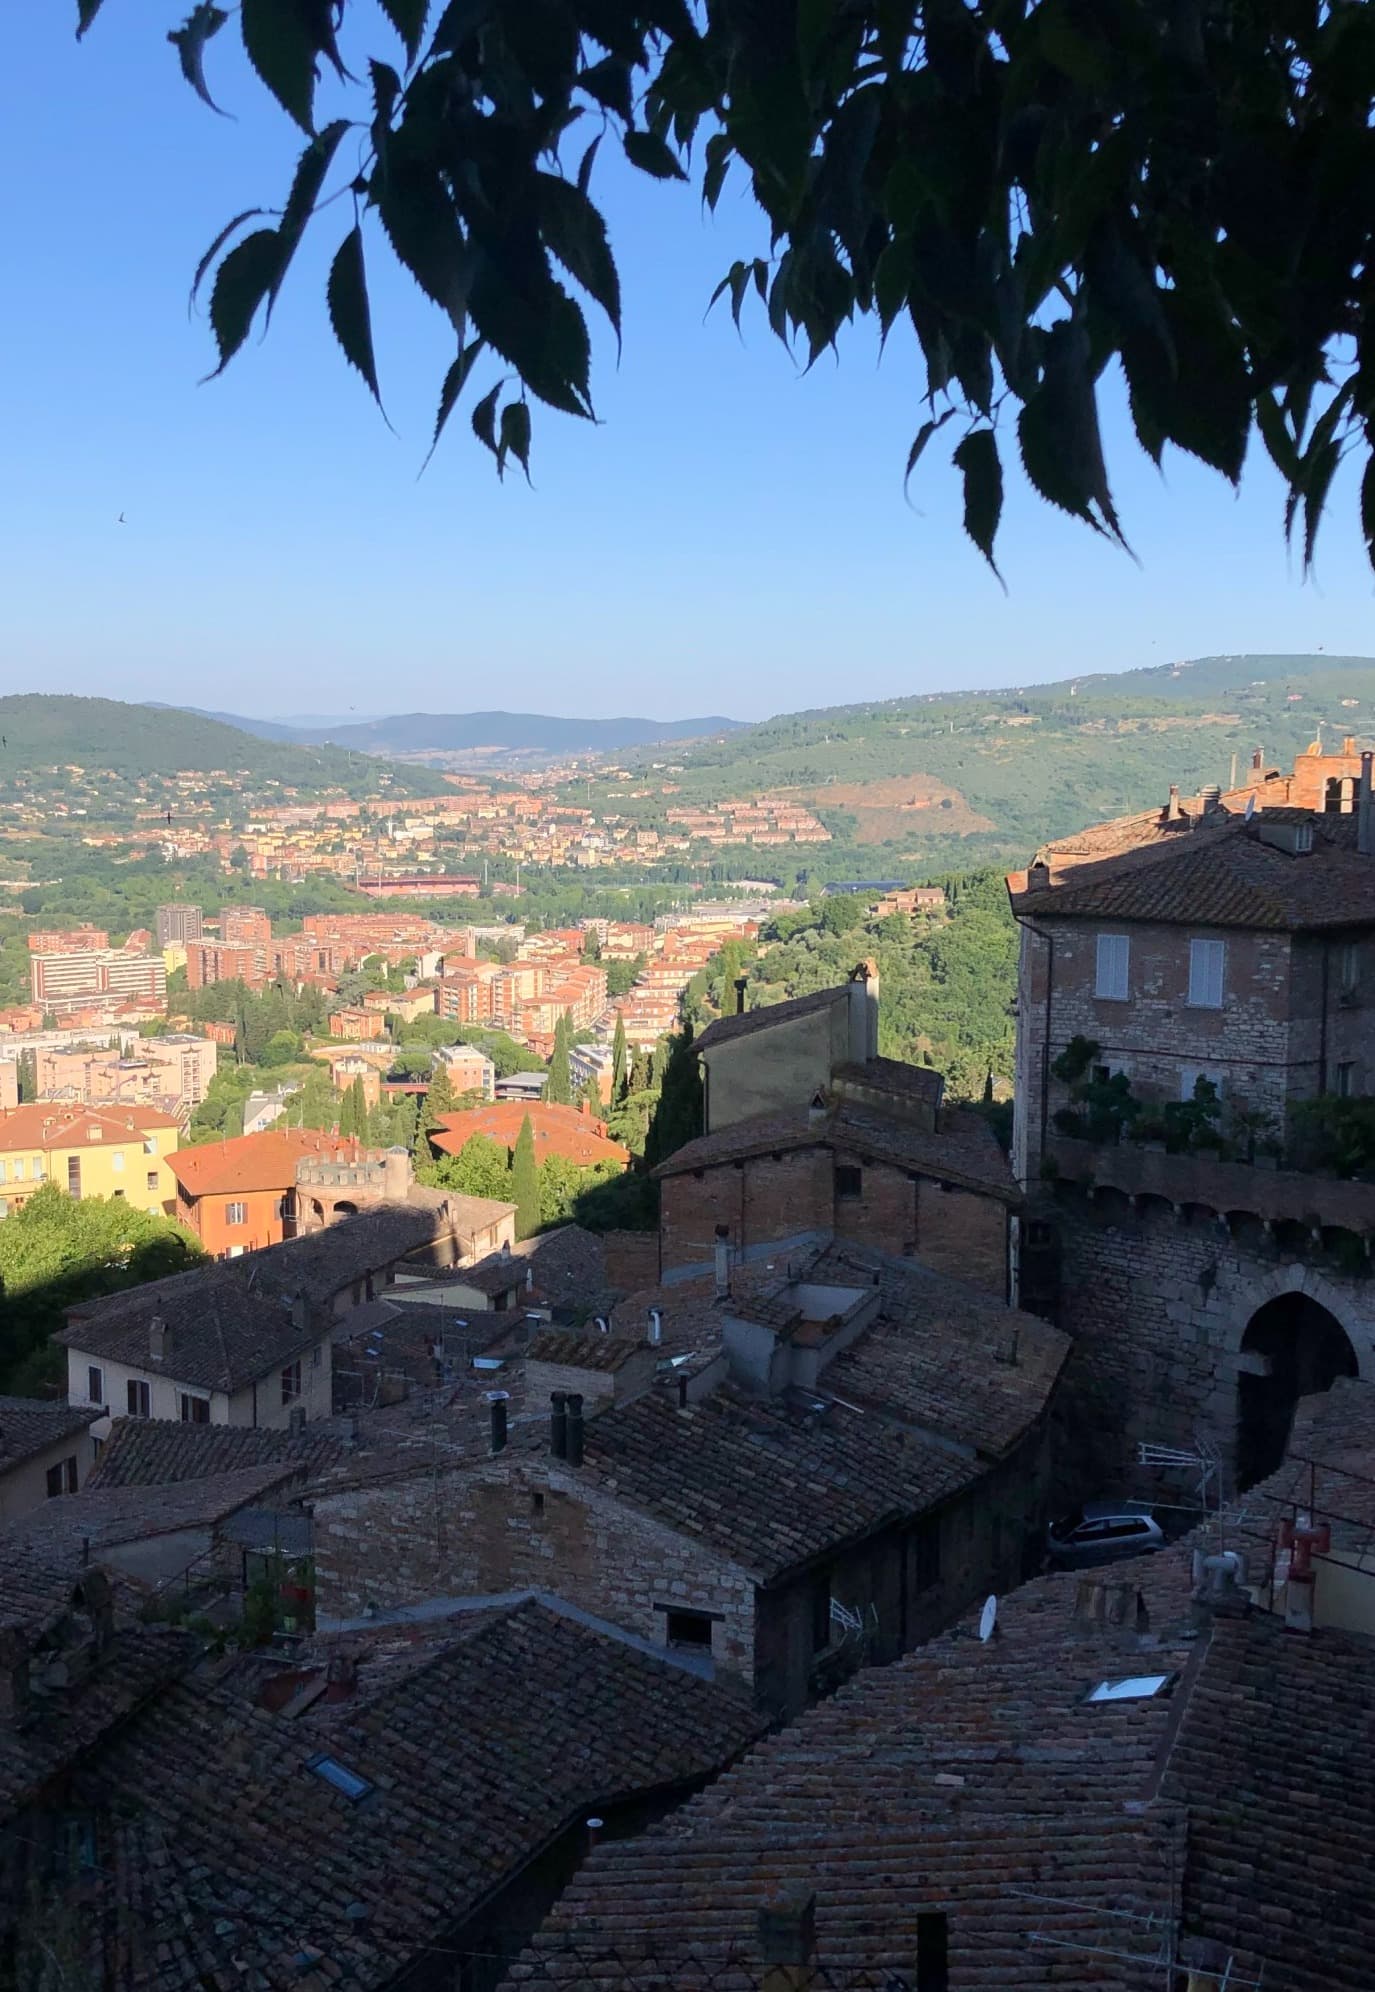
top-left (550, 1390), bottom-right (568, 1460)
top-left (586, 1816), bottom-right (604, 1850)
top-left (847, 960), bottom-right (879, 1064)
top-left (1026, 857), bottom-right (1050, 892)
top-left (1166, 784), bottom-right (1181, 821)
top-left (758, 1883), bottom-right (816, 1969)
top-left (381, 1144), bottom-right (410, 1202)
top-left (734, 975), bottom-right (748, 1015)
top-left (1074, 1577), bottom-right (1148, 1631)
top-left (1251, 747), bottom-right (1263, 774)
top-left (713, 1226), bottom-right (733, 1300)
top-left (1190, 1549), bottom-right (1250, 1619)
top-left (148, 1314), bottom-right (166, 1363)
top-left (291, 1292), bottom-right (310, 1335)
top-left (487, 1389), bottom-right (509, 1455)
top-left (1360, 752), bottom-right (1374, 857)
top-left (647, 1306), bottom-right (663, 1347)
top-left (1201, 784), bottom-right (1222, 816)
top-left (565, 1391), bottom-right (584, 1468)
top-left (1344, 735), bottom-right (1357, 756)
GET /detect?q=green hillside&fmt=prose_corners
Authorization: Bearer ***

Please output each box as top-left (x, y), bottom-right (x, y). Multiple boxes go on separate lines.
top-left (632, 654), bottom-right (1375, 868)
top-left (0, 695), bottom-right (447, 798)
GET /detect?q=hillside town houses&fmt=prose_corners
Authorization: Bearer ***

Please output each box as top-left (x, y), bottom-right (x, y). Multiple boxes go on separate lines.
top-left (8, 754), bottom-right (1375, 1989)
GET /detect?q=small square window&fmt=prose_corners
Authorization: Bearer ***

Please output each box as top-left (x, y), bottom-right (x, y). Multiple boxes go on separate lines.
top-left (179, 1393), bottom-right (210, 1424)
top-left (835, 1164), bottom-right (863, 1202)
top-left (281, 1360), bottom-right (302, 1406)
top-left (147, 1171), bottom-right (160, 1192)
top-left (127, 1379), bottom-right (151, 1418)
top-left (664, 1608), bottom-right (713, 1650)
top-left (111, 1153), bottom-right (124, 1173)
top-left (87, 1364), bottom-right (104, 1406)
top-left (225, 1201), bottom-right (247, 1227)
top-left (1337, 1061), bottom-right (1356, 1099)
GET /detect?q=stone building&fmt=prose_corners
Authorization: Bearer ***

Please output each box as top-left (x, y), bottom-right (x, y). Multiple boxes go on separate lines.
top-left (1007, 746), bottom-right (1375, 1489)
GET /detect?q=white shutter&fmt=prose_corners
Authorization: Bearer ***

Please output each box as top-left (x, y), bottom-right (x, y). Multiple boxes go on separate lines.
top-left (1095, 933), bottom-right (1130, 1000)
top-left (1188, 939), bottom-right (1225, 1008)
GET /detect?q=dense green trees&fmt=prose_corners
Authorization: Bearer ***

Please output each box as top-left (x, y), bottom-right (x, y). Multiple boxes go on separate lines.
top-left (547, 1015), bottom-right (573, 1106)
top-left (510, 1116), bottom-right (541, 1241)
top-left (0, 1186), bottom-right (204, 1393)
top-left (611, 1014), bottom-right (628, 1102)
top-left (643, 1023), bottom-right (704, 1171)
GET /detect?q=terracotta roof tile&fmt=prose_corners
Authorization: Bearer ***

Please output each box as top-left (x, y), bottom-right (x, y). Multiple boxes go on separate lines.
top-left (430, 1101), bottom-right (630, 1168)
top-left (0, 1395), bottom-right (100, 1474)
top-left (0, 1103), bottom-right (180, 1150)
top-left (694, 986), bottom-right (847, 1052)
top-left (88, 1415), bottom-right (344, 1490)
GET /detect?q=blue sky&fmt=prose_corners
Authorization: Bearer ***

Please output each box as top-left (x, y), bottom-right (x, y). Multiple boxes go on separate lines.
top-left (4, 5), bottom-right (1373, 724)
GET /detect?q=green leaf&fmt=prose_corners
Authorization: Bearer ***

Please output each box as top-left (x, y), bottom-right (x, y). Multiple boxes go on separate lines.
top-left (270, 120), bottom-right (350, 318)
top-left (952, 428), bottom-right (1004, 580)
top-left (76, 0), bottom-right (106, 39)
top-left (1255, 391), bottom-right (1301, 486)
top-left (377, 162), bottom-right (471, 327)
top-left (468, 256), bottom-right (593, 418)
top-left (431, 0), bottom-right (494, 54)
top-left (377, 0), bottom-right (430, 64)
top-left (423, 339), bottom-right (486, 470)
top-left (904, 406), bottom-right (954, 492)
top-left (582, 55), bottom-right (633, 121)
top-left (537, 175), bottom-right (621, 347)
top-left (205, 228), bottom-right (283, 375)
top-left (1302, 439), bottom-right (1340, 574)
top-left (797, 0), bottom-right (837, 78)
top-left (703, 132), bottom-right (731, 211)
top-left (191, 209), bottom-right (268, 309)
top-left (577, 133), bottom-right (603, 196)
top-left (326, 226), bottom-right (383, 406)
top-left (240, 0), bottom-right (318, 134)
top-left (470, 381), bottom-right (502, 459)
top-left (1362, 453), bottom-right (1375, 575)
top-left (168, 5), bottom-right (230, 114)
top-left (624, 129), bottom-right (686, 180)
top-left (1018, 320), bottom-right (1125, 542)
top-left (499, 400), bottom-right (533, 483)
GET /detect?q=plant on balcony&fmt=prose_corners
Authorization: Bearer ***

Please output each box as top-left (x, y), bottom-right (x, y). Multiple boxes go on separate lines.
top-left (1163, 1077), bottom-right (1225, 1156)
top-left (1051, 1037), bottom-right (1142, 1146)
top-left (1287, 1095), bottom-right (1375, 1180)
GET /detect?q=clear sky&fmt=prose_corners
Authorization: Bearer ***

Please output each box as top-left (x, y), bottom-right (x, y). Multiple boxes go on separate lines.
top-left (4, 5), bottom-right (1373, 724)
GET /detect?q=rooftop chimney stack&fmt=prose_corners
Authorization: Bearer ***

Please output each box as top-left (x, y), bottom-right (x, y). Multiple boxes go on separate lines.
top-left (647, 1307), bottom-right (662, 1347)
top-left (148, 1314), bottom-right (166, 1363)
top-left (757, 1883), bottom-right (817, 1970)
top-left (1167, 784), bottom-right (1181, 821)
top-left (1026, 857), bottom-right (1050, 891)
top-left (549, 1390), bottom-right (568, 1461)
top-left (713, 1227), bottom-right (733, 1301)
top-left (734, 975), bottom-right (748, 1016)
top-left (487, 1389), bottom-right (509, 1455)
top-left (1251, 746), bottom-right (1264, 774)
top-left (1360, 753), bottom-right (1374, 857)
top-left (565, 1391), bottom-right (584, 1468)
top-left (847, 959), bottom-right (880, 1065)
top-left (1201, 784), bottom-right (1222, 817)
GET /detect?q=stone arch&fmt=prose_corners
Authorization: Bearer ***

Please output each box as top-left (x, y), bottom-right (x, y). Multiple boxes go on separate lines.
top-left (331, 1199), bottom-right (359, 1222)
top-left (1231, 1268), bottom-right (1363, 1490)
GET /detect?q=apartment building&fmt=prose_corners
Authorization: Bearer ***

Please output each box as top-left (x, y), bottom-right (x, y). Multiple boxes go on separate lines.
top-left (34, 1034), bottom-right (218, 1113)
top-left (185, 940), bottom-right (266, 990)
top-left (220, 906), bottom-right (272, 947)
top-left (154, 903), bottom-right (204, 946)
top-left (29, 945), bottom-right (167, 1013)
top-left (0, 1104), bottom-right (179, 1216)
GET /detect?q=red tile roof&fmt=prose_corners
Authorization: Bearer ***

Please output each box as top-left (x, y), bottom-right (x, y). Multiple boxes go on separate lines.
top-left (430, 1101), bottom-right (630, 1169)
top-left (0, 1103), bottom-right (180, 1150)
top-left (168, 1128), bottom-right (353, 1198)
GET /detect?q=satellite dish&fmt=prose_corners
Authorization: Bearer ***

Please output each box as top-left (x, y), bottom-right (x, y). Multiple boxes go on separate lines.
top-left (978, 1594), bottom-right (998, 1643)
top-left (1244, 794), bottom-right (1256, 821)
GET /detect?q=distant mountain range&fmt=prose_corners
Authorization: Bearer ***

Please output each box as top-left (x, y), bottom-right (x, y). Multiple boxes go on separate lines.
top-left (158, 707), bottom-right (745, 757)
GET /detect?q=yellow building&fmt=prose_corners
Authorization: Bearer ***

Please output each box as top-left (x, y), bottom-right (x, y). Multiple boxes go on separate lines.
top-left (0, 1104), bottom-right (181, 1218)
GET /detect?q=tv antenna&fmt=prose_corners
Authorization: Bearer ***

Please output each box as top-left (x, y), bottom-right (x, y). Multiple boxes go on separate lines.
top-left (978, 1594), bottom-right (998, 1642)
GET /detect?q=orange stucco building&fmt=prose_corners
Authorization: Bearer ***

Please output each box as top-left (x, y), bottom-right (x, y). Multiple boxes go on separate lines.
top-left (168, 1129), bottom-right (353, 1258)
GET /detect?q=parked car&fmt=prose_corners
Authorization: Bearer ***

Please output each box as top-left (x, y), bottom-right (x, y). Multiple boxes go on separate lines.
top-left (1045, 1501), bottom-right (1165, 1569)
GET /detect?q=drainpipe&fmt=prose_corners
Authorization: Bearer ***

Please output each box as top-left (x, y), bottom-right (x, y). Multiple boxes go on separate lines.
top-left (1319, 941), bottom-right (1330, 1098)
top-left (1018, 921), bottom-right (1057, 1181)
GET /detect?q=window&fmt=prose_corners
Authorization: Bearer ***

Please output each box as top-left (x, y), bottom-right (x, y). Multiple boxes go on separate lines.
top-left (835, 1164), bottom-right (863, 1202)
top-left (112, 1189), bottom-right (125, 1200)
top-left (664, 1608), bottom-right (713, 1650)
top-left (914, 1516), bottom-right (942, 1593)
top-left (144, 1136), bottom-right (158, 1155)
top-left (110, 1152), bottom-right (124, 1173)
top-left (127, 1379), bottom-right (151, 1418)
top-left (225, 1200), bottom-right (247, 1227)
top-left (10, 1158), bottom-right (22, 1183)
top-left (1187, 937), bottom-right (1226, 1008)
top-left (306, 1754), bottom-right (373, 1802)
top-left (1341, 941), bottom-right (1361, 992)
top-left (46, 1461), bottom-right (64, 1498)
top-left (87, 1364), bottom-right (104, 1406)
top-left (281, 1360), bottom-right (302, 1406)
top-left (67, 1157), bottom-right (81, 1196)
top-left (0, 1200), bottom-right (8, 1222)
top-left (179, 1392), bottom-right (210, 1424)
top-left (146, 1171), bottom-right (160, 1192)
top-left (1094, 932), bottom-right (1130, 1001)
top-left (1085, 1672), bottom-right (1174, 1704)
top-left (46, 1456), bottom-right (78, 1497)
top-left (312, 1344), bottom-right (323, 1366)
top-left (810, 1572), bottom-right (832, 1653)
top-left (916, 1911), bottom-right (949, 1992)
top-left (64, 1456), bottom-right (78, 1493)
top-left (32, 1158), bottom-right (44, 1181)
top-left (1179, 1067), bottom-right (1223, 1103)
top-left (1337, 1061), bottom-right (1357, 1098)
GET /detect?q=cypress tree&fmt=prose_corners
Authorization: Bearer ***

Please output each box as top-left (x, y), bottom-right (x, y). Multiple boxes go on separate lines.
top-left (424, 1060), bottom-right (456, 1125)
top-left (511, 1113), bottom-right (540, 1239)
top-left (612, 1013), bottom-right (628, 1100)
top-left (644, 1023), bottom-right (703, 1170)
top-left (547, 1014), bottom-right (572, 1105)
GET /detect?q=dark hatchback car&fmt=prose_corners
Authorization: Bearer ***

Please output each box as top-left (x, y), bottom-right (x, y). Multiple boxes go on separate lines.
top-left (1045, 1501), bottom-right (1165, 1570)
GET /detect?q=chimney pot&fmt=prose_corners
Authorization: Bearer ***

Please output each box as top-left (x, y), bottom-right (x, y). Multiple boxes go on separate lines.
top-left (757, 1884), bottom-right (816, 1967)
top-left (1167, 784), bottom-right (1181, 821)
top-left (565, 1391), bottom-right (585, 1468)
top-left (487, 1389), bottom-right (509, 1455)
top-left (1251, 746), bottom-right (1264, 773)
top-left (550, 1390), bottom-right (568, 1461)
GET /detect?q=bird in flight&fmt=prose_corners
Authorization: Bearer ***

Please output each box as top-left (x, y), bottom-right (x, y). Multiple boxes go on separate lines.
top-left (118, 513), bottom-right (126, 524)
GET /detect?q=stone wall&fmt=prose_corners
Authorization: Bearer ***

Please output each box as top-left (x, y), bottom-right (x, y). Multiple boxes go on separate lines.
top-left (312, 1455), bottom-right (756, 1681)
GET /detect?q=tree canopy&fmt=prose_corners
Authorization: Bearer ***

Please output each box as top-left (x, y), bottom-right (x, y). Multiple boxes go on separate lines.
top-left (80, 0), bottom-right (1375, 570)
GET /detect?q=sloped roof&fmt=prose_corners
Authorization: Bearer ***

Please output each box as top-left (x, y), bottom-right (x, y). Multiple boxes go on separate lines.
top-left (0, 1395), bottom-right (100, 1475)
top-left (169, 1128), bottom-right (352, 1197)
top-left (694, 984), bottom-right (846, 1052)
top-left (430, 1101), bottom-right (630, 1169)
top-left (61, 1599), bottom-right (764, 1989)
top-left (88, 1415), bottom-right (344, 1491)
top-left (2, 1462), bottom-right (306, 1561)
top-left (0, 1103), bottom-right (180, 1151)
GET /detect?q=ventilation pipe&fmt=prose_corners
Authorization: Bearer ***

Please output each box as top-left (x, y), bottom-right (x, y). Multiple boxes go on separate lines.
top-left (487, 1390), bottom-right (509, 1455)
top-left (565, 1391), bottom-right (585, 1467)
top-left (713, 1228), bottom-right (732, 1300)
top-left (549, 1390), bottom-right (568, 1461)
top-left (647, 1307), bottom-right (663, 1346)
top-left (734, 976), bottom-right (748, 1015)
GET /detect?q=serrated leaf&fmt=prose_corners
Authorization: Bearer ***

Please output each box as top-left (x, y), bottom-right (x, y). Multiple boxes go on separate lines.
top-left (327, 225), bottom-right (383, 406)
top-left (241, 0), bottom-right (318, 134)
top-left (582, 54), bottom-right (633, 120)
top-left (370, 59), bottom-right (402, 130)
top-left (378, 0), bottom-right (429, 64)
top-left (270, 120), bottom-right (350, 318)
top-left (191, 209), bottom-right (268, 310)
top-left (952, 428), bottom-right (1004, 581)
top-left (577, 133), bottom-right (603, 196)
top-left (537, 175), bottom-right (621, 346)
top-left (624, 129), bottom-right (685, 180)
top-left (499, 400), bottom-right (533, 483)
top-left (1302, 438), bottom-right (1340, 575)
top-left (378, 162), bottom-right (471, 327)
top-left (205, 228), bottom-right (283, 375)
top-left (703, 132), bottom-right (731, 211)
top-left (1255, 391), bottom-right (1301, 485)
top-left (1362, 453), bottom-right (1375, 575)
top-left (904, 406), bottom-right (954, 491)
top-left (76, 0), bottom-right (106, 40)
top-left (422, 339), bottom-right (486, 470)
top-left (169, 4), bottom-right (230, 114)
top-left (471, 381), bottom-right (502, 459)
top-left (431, 0), bottom-right (493, 54)
top-left (468, 256), bottom-right (593, 418)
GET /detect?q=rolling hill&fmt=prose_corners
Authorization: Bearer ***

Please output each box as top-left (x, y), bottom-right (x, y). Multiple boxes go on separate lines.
top-left (170, 707), bottom-right (744, 757)
top-left (639, 653), bottom-right (1375, 865)
top-left (0, 696), bottom-right (448, 796)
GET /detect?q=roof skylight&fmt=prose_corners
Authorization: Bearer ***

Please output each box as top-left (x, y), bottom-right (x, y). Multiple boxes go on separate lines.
top-left (307, 1753), bottom-right (373, 1801)
top-left (1085, 1673), bottom-right (1173, 1704)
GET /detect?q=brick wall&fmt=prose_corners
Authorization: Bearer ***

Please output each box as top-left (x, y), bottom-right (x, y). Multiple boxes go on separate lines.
top-left (660, 1150), bottom-right (834, 1266)
top-left (312, 1455), bottom-right (757, 1681)
top-left (915, 1181), bottom-right (1007, 1297)
top-left (833, 1152), bottom-right (916, 1254)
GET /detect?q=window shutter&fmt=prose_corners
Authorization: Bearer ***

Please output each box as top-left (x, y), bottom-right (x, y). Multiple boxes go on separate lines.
top-left (1189, 939), bottom-right (1225, 1007)
top-left (1095, 933), bottom-right (1129, 1000)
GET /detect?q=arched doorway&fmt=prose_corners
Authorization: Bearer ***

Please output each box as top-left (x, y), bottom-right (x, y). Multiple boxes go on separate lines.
top-left (1236, 1293), bottom-right (1358, 1489)
top-left (331, 1199), bottom-right (359, 1224)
